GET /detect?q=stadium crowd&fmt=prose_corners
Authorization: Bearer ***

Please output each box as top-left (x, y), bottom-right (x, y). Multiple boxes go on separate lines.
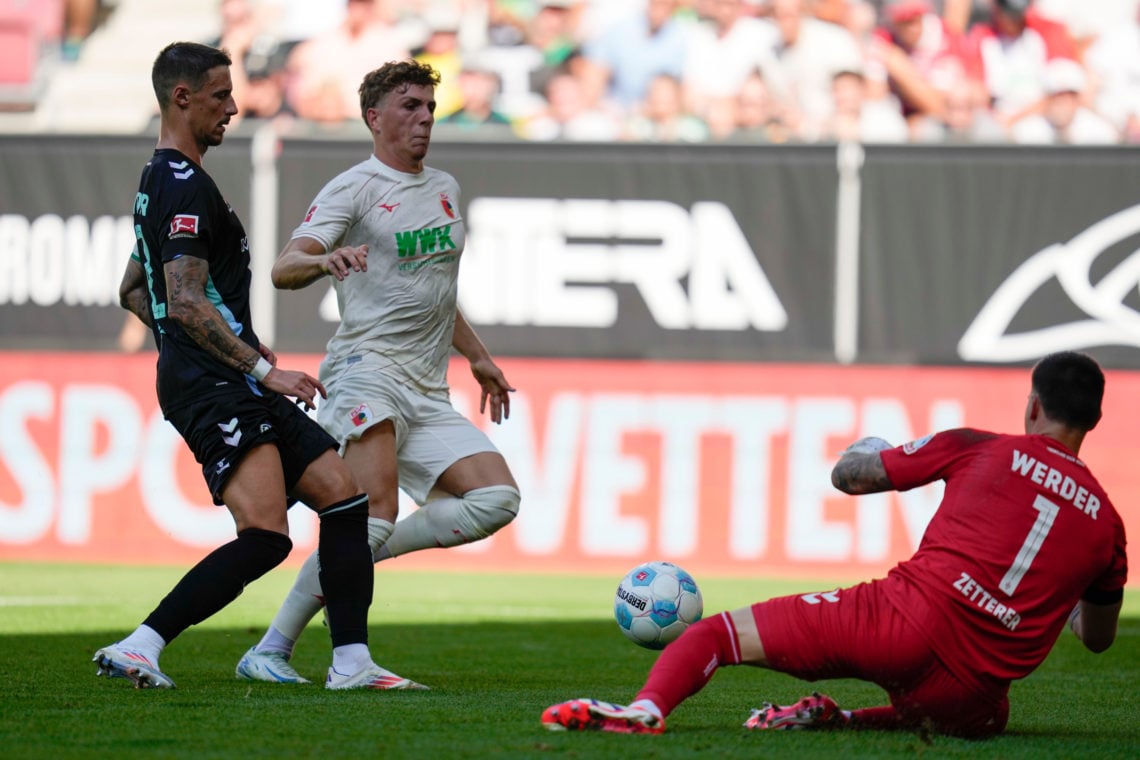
top-left (40, 0), bottom-right (1140, 143)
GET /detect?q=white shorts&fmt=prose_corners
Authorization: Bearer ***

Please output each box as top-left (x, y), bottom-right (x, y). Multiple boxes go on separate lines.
top-left (317, 354), bottom-right (498, 504)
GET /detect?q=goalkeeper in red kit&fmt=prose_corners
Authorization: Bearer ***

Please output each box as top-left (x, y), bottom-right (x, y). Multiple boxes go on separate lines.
top-left (542, 351), bottom-right (1127, 738)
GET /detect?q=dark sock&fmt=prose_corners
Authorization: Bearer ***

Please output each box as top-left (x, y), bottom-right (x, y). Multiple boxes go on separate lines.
top-left (143, 528), bottom-right (292, 643)
top-left (317, 494), bottom-right (372, 648)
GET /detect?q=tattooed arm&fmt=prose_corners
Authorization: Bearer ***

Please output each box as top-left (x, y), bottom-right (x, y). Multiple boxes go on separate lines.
top-left (119, 256), bottom-right (153, 328)
top-left (166, 255), bottom-right (263, 374)
top-left (165, 255), bottom-right (328, 408)
top-left (831, 437), bottom-right (895, 494)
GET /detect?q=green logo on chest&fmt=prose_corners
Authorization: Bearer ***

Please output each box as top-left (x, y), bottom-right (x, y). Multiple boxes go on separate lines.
top-left (394, 226), bottom-right (456, 258)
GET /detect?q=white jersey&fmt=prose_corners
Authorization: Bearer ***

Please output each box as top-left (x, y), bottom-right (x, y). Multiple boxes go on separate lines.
top-left (292, 155), bottom-right (464, 397)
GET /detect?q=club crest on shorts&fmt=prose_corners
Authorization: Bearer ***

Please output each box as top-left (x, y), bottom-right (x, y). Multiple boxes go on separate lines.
top-left (350, 403), bottom-right (372, 427)
top-left (439, 192), bottom-right (455, 219)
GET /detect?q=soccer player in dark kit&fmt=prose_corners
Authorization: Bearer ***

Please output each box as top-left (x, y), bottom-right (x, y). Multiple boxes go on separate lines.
top-left (95, 41), bottom-right (384, 690)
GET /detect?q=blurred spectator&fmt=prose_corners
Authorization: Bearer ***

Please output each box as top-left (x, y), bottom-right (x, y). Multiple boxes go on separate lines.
top-left (812, 0), bottom-right (853, 26)
top-left (912, 74), bottom-right (1008, 142)
top-left (682, 0), bottom-right (779, 117)
top-left (240, 39), bottom-right (293, 121)
top-left (283, 0), bottom-right (409, 123)
top-left (260, 0), bottom-right (346, 56)
top-left (764, 0), bottom-right (866, 140)
top-left (940, 0), bottom-right (978, 35)
top-left (704, 94), bottom-right (740, 140)
top-left (214, 0), bottom-right (261, 58)
top-left (526, 0), bottom-right (583, 96)
top-left (873, 0), bottom-right (969, 125)
top-left (63, 0), bottom-right (99, 61)
top-left (210, 0), bottom-right (264, 126)
top-left (624, 73), bottom-right (709, 142)
top-left (1035, 0), bottom-right (1139, 57)
top-left (522, 70), bottom-right (620, 140)
top-left (487, 0), bottom-right (533, 46)
top-left (719, 70), bottom-right (796, 142)
top-left (818, 68), bottom-right (910, 142)
top-left (438, 63), bottom-right (515, 129)
top-left (579, 0), bottom-right (691, 113)
top-left (477, 0), bottom-right (583, 121)
top-left (964, 0), bottom-right (1079, 126)
top-left (1084, 2), bottom-right (1140, 140)
top-left (414, 9), bottom-right (465, 118)
top-left (1010, 58), bottom-right (1119, 143)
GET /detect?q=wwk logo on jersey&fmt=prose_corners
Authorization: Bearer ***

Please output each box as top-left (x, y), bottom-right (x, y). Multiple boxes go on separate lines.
top-left (394, 225), bottom-right (457, 258)
top-left (169, 214), bottom-right (199, 238)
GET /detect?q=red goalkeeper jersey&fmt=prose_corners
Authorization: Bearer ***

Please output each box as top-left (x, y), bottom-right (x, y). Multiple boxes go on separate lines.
top-left (879, 429), bottom-right (1127, 691)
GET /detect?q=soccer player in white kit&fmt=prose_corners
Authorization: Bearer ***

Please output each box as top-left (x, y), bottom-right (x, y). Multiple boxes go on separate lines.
top-left (236, 60), bottom-right (521, 689)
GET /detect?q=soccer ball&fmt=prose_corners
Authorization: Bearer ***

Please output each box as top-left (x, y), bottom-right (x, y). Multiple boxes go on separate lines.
top-left (614, 561), bottom-right (703, 650)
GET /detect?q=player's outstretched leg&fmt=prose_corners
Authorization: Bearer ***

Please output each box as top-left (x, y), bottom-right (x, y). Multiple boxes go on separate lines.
top-left (541, 699), bottom-right (665, 735)
top-left (743, 693), bottom-right (849, 730)
top-left (93, 643), bottom-right (176, 690)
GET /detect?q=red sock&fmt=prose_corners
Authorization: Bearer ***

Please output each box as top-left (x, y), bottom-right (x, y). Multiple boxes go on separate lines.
top-left (634, 613), bottom-right (740, 717)
top-left (849, 705), bottom-right (900, 729)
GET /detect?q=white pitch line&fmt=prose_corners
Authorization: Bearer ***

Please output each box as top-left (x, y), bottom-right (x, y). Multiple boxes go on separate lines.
top-left (0, 597), bottom-right (87, 607)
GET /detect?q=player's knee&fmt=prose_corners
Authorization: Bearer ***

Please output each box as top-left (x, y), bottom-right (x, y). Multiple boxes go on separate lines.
top-left (461, 485), bottom-right (520, 539)
top-left (329, 464), bottom-right (362, 502)
top-left (237, 527), bottom-right (293, 571)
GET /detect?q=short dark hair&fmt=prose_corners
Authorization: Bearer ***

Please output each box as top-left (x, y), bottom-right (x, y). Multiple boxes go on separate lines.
top-left (152, 42), bottom-right (232, 110)
top-left (358, 60), bottom-right (441, 125)
top-left (1031, 351), bottom-right (1104, 431)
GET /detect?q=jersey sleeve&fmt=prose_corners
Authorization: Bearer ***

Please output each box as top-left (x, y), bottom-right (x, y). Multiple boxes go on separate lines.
top-left (880, 428), bottom-right (996, 491)
top-left (291, 176), bottom-right (359, 250)
top-left (159, 173), bottom-right (215, 264)
top-left (1084, 513), bottom-right (1128, 604)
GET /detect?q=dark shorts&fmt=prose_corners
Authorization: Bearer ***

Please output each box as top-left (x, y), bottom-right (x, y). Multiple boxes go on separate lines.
top-left (165, 388), bottom-right (338, 505)
top-left (752, 580), bottom-right (1010, 738)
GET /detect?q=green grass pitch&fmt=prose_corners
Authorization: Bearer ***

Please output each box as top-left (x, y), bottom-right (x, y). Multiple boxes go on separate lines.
top-left (1, 562), bottom-right (1137, 759)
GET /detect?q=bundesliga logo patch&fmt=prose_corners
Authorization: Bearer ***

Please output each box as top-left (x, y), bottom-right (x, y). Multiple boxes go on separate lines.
top-left (169, 214), bottom-right (199, 238)
top-left (350, 403), bottom-right (372, 427)
top-left (303, 204), bottom-right (318, 224)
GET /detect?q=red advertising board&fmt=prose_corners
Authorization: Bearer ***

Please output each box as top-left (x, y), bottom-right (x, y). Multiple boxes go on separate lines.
top-left (0, 353), bottom-right (1135, 585)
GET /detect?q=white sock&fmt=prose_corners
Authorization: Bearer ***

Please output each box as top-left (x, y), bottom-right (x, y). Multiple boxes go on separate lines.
top-left (257, 549), bottom-right (324, 656)
top-left (377, 487), bottom-right (518, 560)
top-left (367, 516), bottom-right (394, 561)
top-left (377, 496), bottom-right (465, 559)
top-left (118, 624), bottom-right (166, 664)
top-left (629, 699), bottom-right (663, 720)
top-left (331, 643), bottom-right (373, 675)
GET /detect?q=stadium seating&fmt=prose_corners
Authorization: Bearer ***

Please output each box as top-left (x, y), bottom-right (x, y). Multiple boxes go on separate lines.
top-left (0, 0), bottom-right (63, 109)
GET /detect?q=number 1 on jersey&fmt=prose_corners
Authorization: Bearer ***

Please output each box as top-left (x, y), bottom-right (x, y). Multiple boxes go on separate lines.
top-left (999, 494), bottom-right (1061, 596)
